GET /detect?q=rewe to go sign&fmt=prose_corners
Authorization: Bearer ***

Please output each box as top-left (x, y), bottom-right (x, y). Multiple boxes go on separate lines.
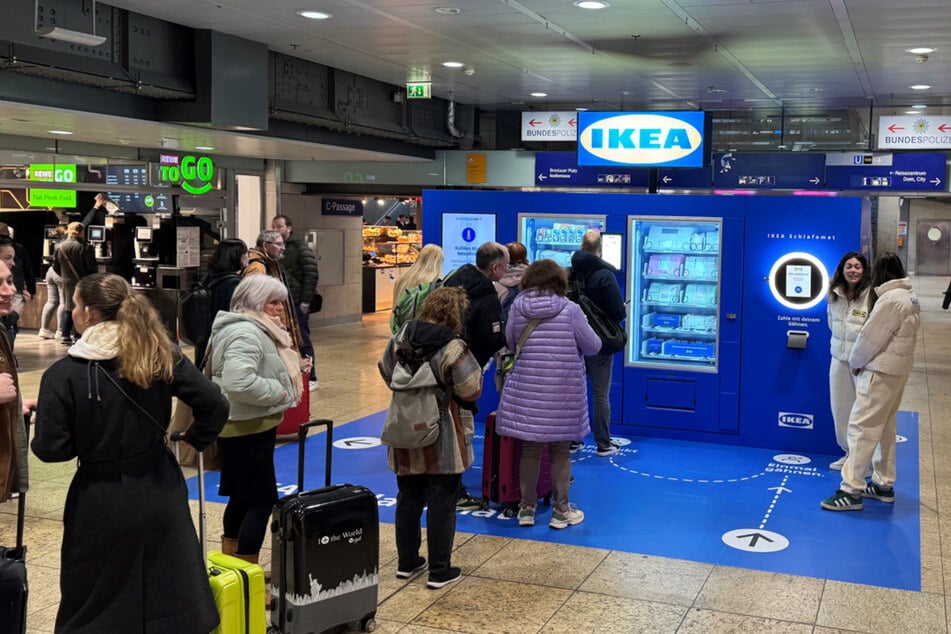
top-left (29, 164), bottom-right (76, 183)
top-left (158, 155), bottom-right (216, 195)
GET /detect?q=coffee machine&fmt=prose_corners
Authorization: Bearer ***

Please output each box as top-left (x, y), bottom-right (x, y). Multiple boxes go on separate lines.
top-left (132, 226), bottom-right (159, 287)
top-left (87, 225), bottom-right (111, 263)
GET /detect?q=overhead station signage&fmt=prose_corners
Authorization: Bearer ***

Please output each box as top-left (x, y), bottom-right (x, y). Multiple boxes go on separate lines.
top-left (150, 154), bottom-right (218, 195)
top-left (28, 163), bottom-right (76, 183)
top-left (406, 82), bottom-right (431, 99)
top-left (878, 116), bottom-right (951, 150)
top-left (712, 152), bottom-right (826, 189)
top-left (521, 111), bottom-right (579, 141)
top-left (534, 152), bottom-right (650, 187)
top-left (657, 167), bottom-right (713, 189)
top-left (825, 152), bottom-right (946, 191)
top-left (577, 111), bottom-right (706, 168)
top-left (322, 198), bottom-right (363, 216)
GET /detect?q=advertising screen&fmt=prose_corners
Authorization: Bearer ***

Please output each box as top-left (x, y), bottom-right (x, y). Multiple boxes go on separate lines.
top-left (441, 213), bottom-right (497, 275)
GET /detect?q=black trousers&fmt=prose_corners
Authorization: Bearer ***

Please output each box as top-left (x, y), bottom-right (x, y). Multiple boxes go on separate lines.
top-left (295, 303), bottom-right (316, 381)
top-left (395, 473), bottom-right (461, 576)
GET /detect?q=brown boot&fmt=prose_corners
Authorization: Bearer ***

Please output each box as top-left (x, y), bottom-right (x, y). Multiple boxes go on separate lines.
top-left (220, 536), bottom-right (239, 557)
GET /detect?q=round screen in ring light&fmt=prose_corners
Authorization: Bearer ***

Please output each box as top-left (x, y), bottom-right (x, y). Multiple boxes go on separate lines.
top-left (768, 251), bottom-right (829, 311)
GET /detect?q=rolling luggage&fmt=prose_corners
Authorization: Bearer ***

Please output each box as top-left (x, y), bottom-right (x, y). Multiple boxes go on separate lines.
top-left (185, 438), bottom-right (267, 634)
top-left (270, 420), bottom-right (378, 634)
top-left (481, 412), bottom-right (552, 517)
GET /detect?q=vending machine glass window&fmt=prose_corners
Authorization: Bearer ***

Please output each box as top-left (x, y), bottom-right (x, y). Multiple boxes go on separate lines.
top-left (627, 216), bottom-right (722, 372)
top-left (517, 214), bottom-right (606, 267)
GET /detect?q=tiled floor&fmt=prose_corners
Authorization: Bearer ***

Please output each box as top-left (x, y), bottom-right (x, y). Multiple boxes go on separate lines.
top-left (2, 275), bottom-right (950, 633)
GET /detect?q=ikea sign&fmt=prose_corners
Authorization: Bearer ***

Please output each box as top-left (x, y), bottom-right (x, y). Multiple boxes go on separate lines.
top-left (577, 111), bottom-right (706, 168)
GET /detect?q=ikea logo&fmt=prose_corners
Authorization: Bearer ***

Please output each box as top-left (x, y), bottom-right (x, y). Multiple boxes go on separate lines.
top-left (777, 412), bottom-right (814, 429)
top-left (577, 111), bottom-right (705, 168)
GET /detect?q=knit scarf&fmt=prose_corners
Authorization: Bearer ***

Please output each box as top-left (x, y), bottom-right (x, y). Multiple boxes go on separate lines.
top-left (68, 321), bottom-right (121, 361)
top-left (244, 311), bottom-right (304, 402)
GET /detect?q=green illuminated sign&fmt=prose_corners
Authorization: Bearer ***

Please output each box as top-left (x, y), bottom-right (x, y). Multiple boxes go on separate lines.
top-left (406, 83), bottom-right (431, 99)
top-left (28, 164), bottom-right (76, 183)
top-left (144, 195), bottom-right (155, 208)
top-left (29, 189), bottom-right (77, 207)
top-left (158, 155), bottom-right (215, 195)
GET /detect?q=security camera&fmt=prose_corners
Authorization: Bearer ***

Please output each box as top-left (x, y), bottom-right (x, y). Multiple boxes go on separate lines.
top-left (463, 67), bottom-right (476, 76)
top-left (915, 54), bottom-right (929, 63)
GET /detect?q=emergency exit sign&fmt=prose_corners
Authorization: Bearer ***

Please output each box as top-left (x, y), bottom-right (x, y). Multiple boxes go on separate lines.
top-left (406, 82), bottom-right (431, 99)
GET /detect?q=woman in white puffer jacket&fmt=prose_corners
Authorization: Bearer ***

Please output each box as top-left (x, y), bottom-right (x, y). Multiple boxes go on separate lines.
top-left (821, 252), bottom-right (920, 511)
top-left (826, 252), bottom-right (870, 470)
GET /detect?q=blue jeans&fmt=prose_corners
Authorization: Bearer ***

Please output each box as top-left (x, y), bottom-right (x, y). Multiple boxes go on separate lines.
top-left (585, 352), bottom-right (613, 449)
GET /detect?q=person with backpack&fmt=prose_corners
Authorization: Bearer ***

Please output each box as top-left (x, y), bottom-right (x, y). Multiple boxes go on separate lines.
top-left (492, 241), bottom-right (529, 390)
top-left (190, 239), bottom-right (248, 369)
top-left (443, 242), bottom-right (508, 368)
top-left (390, 244), bottom-right (445, 334)
top-left (378, 286), bottom-right (483, 589)
top-left (242, 230), bottom-right (303, 352)
top-left (52, 222), bottom-right (97, 345)
top-left (570, 230), bottom-right (627, 457)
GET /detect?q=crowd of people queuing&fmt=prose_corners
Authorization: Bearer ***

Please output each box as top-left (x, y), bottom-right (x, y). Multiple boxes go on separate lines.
top-left (0, 203), bottom-right (928, 627)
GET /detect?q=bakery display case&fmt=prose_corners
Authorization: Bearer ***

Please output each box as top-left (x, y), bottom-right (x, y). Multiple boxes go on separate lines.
top-left (362, 226), bottom-right (421, 266)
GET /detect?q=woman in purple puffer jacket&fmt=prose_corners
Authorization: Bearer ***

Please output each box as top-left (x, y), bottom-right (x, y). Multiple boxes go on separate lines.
top-left (495, 259), bottom-right (600, 529)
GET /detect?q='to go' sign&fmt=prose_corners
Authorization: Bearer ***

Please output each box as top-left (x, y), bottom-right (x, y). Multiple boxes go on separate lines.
top-left (158, 155), bottom-right (216, 195)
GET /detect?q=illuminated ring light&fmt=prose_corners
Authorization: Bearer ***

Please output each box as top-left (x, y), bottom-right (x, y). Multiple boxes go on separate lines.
top-left (768, 251), bottom-right (829, 311)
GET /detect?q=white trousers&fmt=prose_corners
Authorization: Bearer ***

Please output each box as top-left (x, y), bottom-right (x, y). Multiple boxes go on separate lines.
top-left (829, 358), bottom-right (857, 453)
top-left (840, 370), bottom-right (907, 495)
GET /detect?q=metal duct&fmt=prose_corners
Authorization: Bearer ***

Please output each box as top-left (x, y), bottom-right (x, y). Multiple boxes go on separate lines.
top-left (446, 95), bottom-right (463, 139)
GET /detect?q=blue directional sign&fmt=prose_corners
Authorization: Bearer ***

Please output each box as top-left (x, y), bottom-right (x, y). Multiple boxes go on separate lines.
top-left (658, 167), bottom-right (713, 188)
top-left (825, 152), bottom-right (946, 191)
top-left (713, 153), bottom-right (826, 189)
top-left (535, 152), bottom-right (650, 187)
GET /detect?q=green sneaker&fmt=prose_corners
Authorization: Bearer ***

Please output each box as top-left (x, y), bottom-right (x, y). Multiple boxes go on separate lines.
top-left (550, 505), bottom-right (584, 529)
top-left (862, 482), bottom-right (895, 504)
top-left (517, 506), bottom-right (535, 527)
top-left (820, 489), bottom-right (863, 511)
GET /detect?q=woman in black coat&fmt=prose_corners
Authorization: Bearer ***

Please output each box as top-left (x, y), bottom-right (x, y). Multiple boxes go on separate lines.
top-left (32, 273), bottom-right (229, 634)
top-left (194, 238), bottom-right (248, 368)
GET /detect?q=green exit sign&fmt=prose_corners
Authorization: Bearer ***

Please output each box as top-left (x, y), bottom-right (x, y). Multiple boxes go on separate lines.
top-left (406, 82), bottom-right (432, 99)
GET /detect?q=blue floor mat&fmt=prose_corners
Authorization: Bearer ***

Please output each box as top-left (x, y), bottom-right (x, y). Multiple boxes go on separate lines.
top-left (189, 411), bottom-right (921, 591)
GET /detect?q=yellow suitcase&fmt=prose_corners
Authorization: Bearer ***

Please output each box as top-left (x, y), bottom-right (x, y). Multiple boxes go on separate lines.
top-left (207, 550), bottom-right (267, 634)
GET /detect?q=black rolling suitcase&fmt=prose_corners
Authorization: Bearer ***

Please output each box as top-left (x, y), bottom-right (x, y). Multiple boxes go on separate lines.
top-left (270, 420), bottom-right (379, 634)
top-left (0, 417), bottom-right (29, 634)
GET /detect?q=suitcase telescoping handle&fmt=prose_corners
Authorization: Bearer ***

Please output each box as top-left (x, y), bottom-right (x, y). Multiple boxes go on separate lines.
top-left (297, 419), bottom-right (333, 493)
top-left (14, 411), bottom-right (31, 553)
top-left (171, 431), bottom-right (208, 555)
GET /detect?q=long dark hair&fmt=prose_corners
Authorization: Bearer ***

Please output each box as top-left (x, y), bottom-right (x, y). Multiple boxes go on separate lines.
top-left (208, 238), bottom-right (248, 274)
top-left (867, 252), bottom-right (906, 312)
top-left (828, 251), bottom-right (870, 302)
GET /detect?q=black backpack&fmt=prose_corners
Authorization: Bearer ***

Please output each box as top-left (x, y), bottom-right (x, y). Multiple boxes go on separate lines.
top-left (567, 268), bottom-right (628, 355)
top-left (179, 274), bottom-right (238, 347)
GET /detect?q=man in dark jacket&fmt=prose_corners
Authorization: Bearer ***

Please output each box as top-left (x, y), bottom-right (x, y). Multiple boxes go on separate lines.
top-left (571, 230), bottom-right (626, 457)
top-left (443, 242), bottom-right (508, 368)
top-left (272, 215), bottom-right (319, 387)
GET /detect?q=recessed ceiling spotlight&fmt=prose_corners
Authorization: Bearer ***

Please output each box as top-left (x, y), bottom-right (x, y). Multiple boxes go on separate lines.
top-left (905, 110), bottom-right (921, 115)
top-left (910, 84), bottom-right (932, 90)
top-left (195, 146), bottom-right (214, 151)
top-left (297, 10), bottom-right (333, 20)
top-left (574, 0), bottom-right (610, 9)
top-left (576, 107), bottom-right (588, 111)
top-left (912, 104), bottom-right (928, 109)
top-left (434, 7), bottom-right (461, 14)
top-left (906, 47), bottom-right (935, 55)
top-left (48, 130), bottom-right (73, 135)
top-left (442, 61), bottom-right (464, 68)
top-left (530, 92), bottom-right (548, 98)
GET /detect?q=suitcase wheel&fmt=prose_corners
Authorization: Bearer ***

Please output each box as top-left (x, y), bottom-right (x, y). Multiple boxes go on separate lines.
top-left (501, 506), bottom-right (517, 518)
top-left (361, 614), bottom-right (377, 632)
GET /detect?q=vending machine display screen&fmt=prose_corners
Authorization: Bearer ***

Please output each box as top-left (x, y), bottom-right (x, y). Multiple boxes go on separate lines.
top-left (600, 232), bottom-right (623, 270)
top-left (87, 226), bottom-right (105, 243)
top-left (517, 214), bottom-right (606, 267)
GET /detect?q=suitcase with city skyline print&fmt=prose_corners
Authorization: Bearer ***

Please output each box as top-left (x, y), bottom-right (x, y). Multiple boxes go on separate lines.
top-left (269, 419), bottom-right (378, 634)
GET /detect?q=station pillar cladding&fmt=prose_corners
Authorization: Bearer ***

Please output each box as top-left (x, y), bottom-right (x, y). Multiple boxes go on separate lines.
top-left (420, 190), bottom-right (867, 453)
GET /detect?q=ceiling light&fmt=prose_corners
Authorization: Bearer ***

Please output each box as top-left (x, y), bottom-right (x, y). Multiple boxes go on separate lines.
top-left (910, 84), bottom-right (932, 90)
top-left (434, 7), bottom-right (461, 14)
top-left (442, 61), bottom-right (464, 68)
top-left (297, 10), bottom-right (333, 20)
top-left (195, 146), bottom-right (214, 151)
top-left (905, 110), bottom-right (921, 115)
top-left (906, 47), bottom-right (935, 55)
top-left (48, 130), bottom-right (74, 135)
top-left (530, 92), bottom-right (548, 98)
top-left (576, 107), bottom-right (588, 111)
top-left (912, 104), bottom-right (927, 109)
top-left (36, 27), bottom-right (106, 46)
top-left (574, 1), bottom-right (610, 8)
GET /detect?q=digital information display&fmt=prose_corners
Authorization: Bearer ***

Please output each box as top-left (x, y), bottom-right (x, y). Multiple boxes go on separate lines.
top-left (441, 213), bottom-right (497, 276)
top-left (600, 232), bottom-right (623, 271)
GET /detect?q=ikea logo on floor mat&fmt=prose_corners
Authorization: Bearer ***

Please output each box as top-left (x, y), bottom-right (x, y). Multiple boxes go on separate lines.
top-left (778, 412), bottom-right (814, 429)
top-left (577, 111), bottom-right (705, 167)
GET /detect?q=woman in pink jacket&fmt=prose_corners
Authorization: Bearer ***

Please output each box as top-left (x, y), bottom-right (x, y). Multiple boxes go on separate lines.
top-left (495, 259), bottom-right (600, 529)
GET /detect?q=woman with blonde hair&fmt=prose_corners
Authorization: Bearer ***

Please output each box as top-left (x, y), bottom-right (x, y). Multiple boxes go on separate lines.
top-left (207, 274), bottom-right (305, 565)
top-left (390, 243), bottom-right (445, 333)
top-left (33, 272), bottom-right (229, 632)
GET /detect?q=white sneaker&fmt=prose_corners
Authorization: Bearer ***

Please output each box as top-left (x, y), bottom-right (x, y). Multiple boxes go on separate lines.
top-left (829, 455), bottom-right (847, 470)
top-left (37, 328), bottom-right (55, 339)
top-left (309, 379), bottom-right (319, 391)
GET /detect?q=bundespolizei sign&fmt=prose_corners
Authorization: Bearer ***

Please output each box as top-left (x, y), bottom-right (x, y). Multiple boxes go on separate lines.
top-left (577, 111), bottom-right (706, 168)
